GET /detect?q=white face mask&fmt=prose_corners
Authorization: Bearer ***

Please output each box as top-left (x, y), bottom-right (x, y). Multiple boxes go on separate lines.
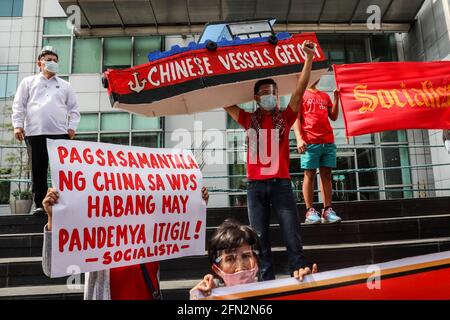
top-left (213, 264), bottom-right (259, 287)
top-left (44, 61), bottom-right (59, 74)
top-left (258, 94), bottom-right (277, 111)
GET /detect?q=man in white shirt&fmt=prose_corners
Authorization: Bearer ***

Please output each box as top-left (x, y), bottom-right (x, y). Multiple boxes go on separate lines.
top-left (12, 46), bottom-right (80, 216)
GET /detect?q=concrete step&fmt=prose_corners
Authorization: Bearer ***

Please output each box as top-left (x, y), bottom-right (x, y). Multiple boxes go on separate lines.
top-left (1, 237), bottom-right (449, 289)
top-left (1, 197), bottom-right (449, 235)
top-left (1, 214), bottom-right (449, 259)
top-left (205, 197), bottom-right (450, 226)
top-left (0, 279), bottom-right (203, 300)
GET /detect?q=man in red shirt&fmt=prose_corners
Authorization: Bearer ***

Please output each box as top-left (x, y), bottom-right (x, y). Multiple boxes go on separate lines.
top-left (223, 40), bottom-right (316, 281)
top-left (293, 79), bottom-right (342, 224)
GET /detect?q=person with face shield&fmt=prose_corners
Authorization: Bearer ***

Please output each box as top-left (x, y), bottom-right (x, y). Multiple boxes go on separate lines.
top-left (189, 219), bottom-right (317, 299)
top-left (223, 40), bottom-right (317, 281)
top-left (11, 46), bottom-right (80, 216)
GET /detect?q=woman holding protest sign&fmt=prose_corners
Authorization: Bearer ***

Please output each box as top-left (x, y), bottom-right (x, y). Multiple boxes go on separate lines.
top-left (189, 219), bottom-right (317, 299)
top-left (42, 186), bottom-right (209, 300)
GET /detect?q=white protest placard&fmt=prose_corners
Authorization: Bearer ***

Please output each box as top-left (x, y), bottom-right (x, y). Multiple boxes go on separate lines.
top-left (47, 139), bottom-right (206, 278)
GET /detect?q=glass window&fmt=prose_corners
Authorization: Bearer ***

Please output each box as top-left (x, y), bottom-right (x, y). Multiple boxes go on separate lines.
top-left (318, 35), bottom-right (368, 66)
top-left (132, 114), bottom-right (160, 130)
top-left (0, 66), bottom-right (18, 71)
top-left (78, 114), bottom-right (99, 132)
top-left (227, 129), bottom-right (247, 206)
top-left (328, 50), bottom-right (345, 64)
top-left (399, 147), bottom-right (412, 187)
top-left (0, 70), bottom-right (18, 99)
top-left (239, 102), bottom-right (255, 113)
top-left (0, 74), bottom-right (6, 98)
top-left (103, 37), bottom-right (132, 71)
top-left (43, 17), bottom-right (71, 35)
top-left (333, 155), bottom-right (357, 201)
top-left (100, 133), bottom-right (129, 145)
top-left (134, 36), bottom-right (161, 66)
top-left (228, 163), bottom-right (247, 190)
top-left (332, 110), bottom-right (346, 129)
top-left (319, 37), bottom-right (346, 66)
top-left (73, 38), bottom-right (101, 73)
top-left (226, 102), bottom-right (254, 129)
top-left (42, 38), bottom-right (71, 74)
top-left (0, 181), bottom-right (11, 204)
top-left (0, 167), bottom-right (12, 204)
top-left (360, 189), bottom-right (380, 201)
top-left (345, 40), bottom-right (366, 63)
top-left (288, 130), bottom-right (297, 152)
top-left (229, 194), bottom-right (247, 207)
top-left (227, 134), bottom-right (246, 168)
top-left (316, 74), bottom-right (336, 92)
top-left (357, 149), bottom-right (379, 187)
top-left (385, 188), bottom-right (404, 200)
top-left (334, 129), bottom-right (349, 146)
top-left (382, 148), bottom-right (402, 185)
top-left (131, 132), bottom-right (160, 148)
top-left (76, 112), bottom-right (163, 147)
top-left (354, 134), bottom-right (375, 145)
top-left (76, 133), bottom-right (98, 142)
top-left (381, 130), bottom-right (407, 143)
top-left (6, 72), bottom-right (17, 98)
top-left (100, 113), bottom-right (129, 131)
top-left (381, 130), bottom-right (411, 192)
top-left (289, 159), bottom-right (302, 199)
top-left (371, 34), bottom-right (398, 62)
top-left (0, 0), bottom-right (23, 17)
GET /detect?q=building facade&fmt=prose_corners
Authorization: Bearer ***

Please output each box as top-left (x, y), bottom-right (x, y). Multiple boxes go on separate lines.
top-left (0, 0), bottom-right (448, 211)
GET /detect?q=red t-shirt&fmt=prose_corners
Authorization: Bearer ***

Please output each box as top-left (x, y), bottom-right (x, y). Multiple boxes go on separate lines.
top-left (300, 89), bottom-right (334, 144)
top-left (238, 106), bottom-right (297, 180)
top-left (110, 262), bottom-right (160, 300)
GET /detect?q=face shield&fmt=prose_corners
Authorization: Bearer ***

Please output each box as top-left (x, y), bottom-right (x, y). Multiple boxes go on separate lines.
top-left (256, 84), bottom-right (278, 111)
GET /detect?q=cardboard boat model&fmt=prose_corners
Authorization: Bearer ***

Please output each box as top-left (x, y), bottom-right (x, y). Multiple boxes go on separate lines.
top-left (196, 250), bottom-right (450, 300)
top-left (102, 20), bottom-right (329, 117)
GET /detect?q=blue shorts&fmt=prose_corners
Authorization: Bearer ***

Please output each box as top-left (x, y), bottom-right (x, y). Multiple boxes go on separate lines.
top-left (300, 143), bottom-right (337, 169)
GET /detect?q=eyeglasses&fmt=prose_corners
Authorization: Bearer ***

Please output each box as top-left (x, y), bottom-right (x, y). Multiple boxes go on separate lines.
top-left (256, 84), bottom-right (277, 96)
top-left (215, 250), bottom-right (259, 267)
top-left (42, 57), bottom-right (58, 63)
top-left (257, 90), bottom-right (278, 96)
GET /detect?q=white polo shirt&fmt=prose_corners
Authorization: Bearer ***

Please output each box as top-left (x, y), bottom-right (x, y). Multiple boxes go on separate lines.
top-left (12, 73), bottom-right (80, 136)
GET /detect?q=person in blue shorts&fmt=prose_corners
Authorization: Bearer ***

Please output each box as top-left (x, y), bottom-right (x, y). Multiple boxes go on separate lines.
top-left (293, 79), bottom-right (342, 224)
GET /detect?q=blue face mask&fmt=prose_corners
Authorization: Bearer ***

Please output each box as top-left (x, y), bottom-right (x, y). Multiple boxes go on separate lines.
top-left (44, 61), bottom-right (59, 74)
top-left (258, 94), bottom-right (277, 111)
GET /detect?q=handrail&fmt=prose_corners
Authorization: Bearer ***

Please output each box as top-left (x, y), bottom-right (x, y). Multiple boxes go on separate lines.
top-left (1, 144), bottom-right (448, 150)
top-left (207, 188), bottom-right (450, 194)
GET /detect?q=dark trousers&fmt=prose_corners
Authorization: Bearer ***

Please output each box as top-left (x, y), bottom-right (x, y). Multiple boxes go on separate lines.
top-left (25, 134), bottom-right (69, 209)
top-left (247, 178), bottom-right (306, 281)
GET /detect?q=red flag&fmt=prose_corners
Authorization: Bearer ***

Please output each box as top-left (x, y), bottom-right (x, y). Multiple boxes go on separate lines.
top-left (334, 61), bottom-right (450, 136)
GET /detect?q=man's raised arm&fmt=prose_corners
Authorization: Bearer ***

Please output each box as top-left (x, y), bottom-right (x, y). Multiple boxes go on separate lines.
top-left (224, 105), bottom-right (241, 124)
top-left (287, 40), bottom-right (316, 113)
